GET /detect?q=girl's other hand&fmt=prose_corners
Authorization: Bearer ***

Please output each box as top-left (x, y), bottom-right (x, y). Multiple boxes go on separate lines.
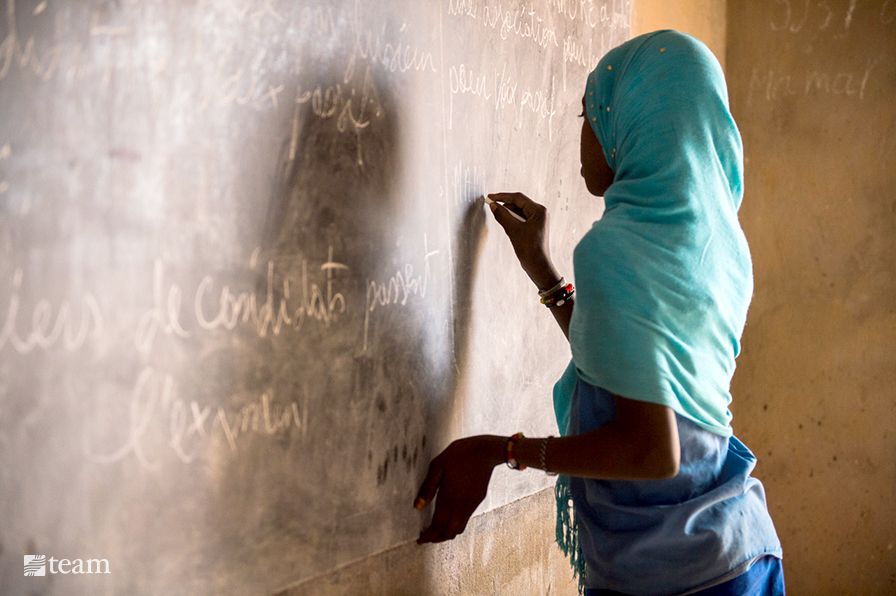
top-left (486, 192), bottom-right (561, 291)
top-left (413, 435), bottom-right (505, 544)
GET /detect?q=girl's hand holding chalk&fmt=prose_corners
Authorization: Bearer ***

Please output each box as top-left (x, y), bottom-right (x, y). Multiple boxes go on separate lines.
top-left (483, 195), bottom-right (527, 222)
top-left (485, 192), bottom-right (562, 292)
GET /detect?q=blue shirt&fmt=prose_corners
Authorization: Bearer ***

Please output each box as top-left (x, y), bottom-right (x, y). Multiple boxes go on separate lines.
top-left (568, 378), bottom-right (782, 595)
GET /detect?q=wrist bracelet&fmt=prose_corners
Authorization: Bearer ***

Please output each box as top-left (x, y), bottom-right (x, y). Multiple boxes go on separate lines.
top-left (538, 278), bottom-right (565, 298)
top-left (540, 283), bottom-right (574, 308)
top-left (505, 432), bottom-right (526, 470)
top-left (540, 436), bottom-right (557, 476)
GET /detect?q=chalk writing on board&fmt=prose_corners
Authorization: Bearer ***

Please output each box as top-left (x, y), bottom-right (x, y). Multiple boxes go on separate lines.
top-left (294, 54), bottom-right (390, 166)
top-left (520, 75), bottom-right (557, 138)
top-left (215, 389), bottom-right (307, 454)
top-left (746, 58), bottom-right (880, 105)
top-left (0, 268), bottom-right (104, 355)
top-left (447, 62), bottom-right (556, 135)
top-left (548, 0), bottom-right (630, 29)
top-left (195, 254), bottom-right (348, 336)
top-left (363, 235), bottom-right (440, 353)
top-left (0, 0), bottom-right (60, 82)
top-left (499, 4), bottom-right (559, 48)
top-left (135, 251), bottom-right (349, 354)
top-left (448, 0), bottom-right (631, 51)
top-left (451, 0), bottom-right (618, 30)
top-left (0, 0), bottom-right (154, 84)
top-left (202, 45), bottom-right (286, 111)
top-left (447, 0), bottom-right (560, 50)
top-left (135, 260), bottom-right (192, 354)
top-left (446, 61), bottom-right (556, 138)
top-left (448, 62), bottom-right (492, 128)
top-left (882, 0), bottom-right (895, 24)
top-left (493, 62), bottom-right (518, 112)
top-left (447, 0), bottom-right (482, 20)
top-left (563, 33), bottom-right (602, 69)
top-left (769, 0), bottom-right (850, 34)
top-left (348, 0), bottom-right (437, 76)
top-left (83, 368), bottom-right (160, 471)
top-left (769, 0), bottom-right (894, 33)
top-left (452, 159), bottom-right (485, 206)
top-left (82, 367), bottom-right (308, 469)
top-left (296, 63), bottom-right (382, 138)
top-left (449, 0), bottom-right (517, 32)
top-left (294, 4), bottom-right (338, 36)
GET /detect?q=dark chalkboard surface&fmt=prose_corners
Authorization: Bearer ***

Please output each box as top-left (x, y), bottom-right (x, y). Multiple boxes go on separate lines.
top-left (0, 1), bottom-right (628, 593)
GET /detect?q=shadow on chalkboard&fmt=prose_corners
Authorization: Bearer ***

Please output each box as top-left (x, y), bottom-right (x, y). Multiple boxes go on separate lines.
top-left (190, 62), bottom-right (449, 595)
top-left (271, 198), bottom-right (490, 594)
top-left (447, 198), bottom-right (489, 403)
top-left (186, 45), bottom-right (493, 588)
top-left (261, 73), bottom-right (400, 264)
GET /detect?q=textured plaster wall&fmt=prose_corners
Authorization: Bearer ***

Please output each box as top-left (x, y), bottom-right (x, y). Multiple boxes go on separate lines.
top-left (278, 488), bottom-right (578, 595)
top-left (632, 0), bottom-right (727, 70)
top-left (726, 1), bottom-right (896, 593)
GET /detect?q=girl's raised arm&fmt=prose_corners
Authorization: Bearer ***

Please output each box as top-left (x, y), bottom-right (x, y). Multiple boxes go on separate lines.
top-left (486, 192), bottom-right (574, 339)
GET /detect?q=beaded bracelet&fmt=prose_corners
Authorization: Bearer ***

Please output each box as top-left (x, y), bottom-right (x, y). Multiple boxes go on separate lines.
top-left (505, 432), bottom-right (526, 470)
top-left (540, 283), bottom-right (574, 308)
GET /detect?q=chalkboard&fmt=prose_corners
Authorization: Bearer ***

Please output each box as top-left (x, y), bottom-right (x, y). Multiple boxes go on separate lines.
top-left (0, 1), bottom-right (629, 594)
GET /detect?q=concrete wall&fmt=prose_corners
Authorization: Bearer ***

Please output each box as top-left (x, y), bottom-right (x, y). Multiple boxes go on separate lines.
top-left (632, 0), bottom-right (727, 70)
top-left (725, 1), bottom-right (896, 593)
top-left (278, 488), bottom-right (578, 596)
top-left (636, 3), bottom-right (896, 591)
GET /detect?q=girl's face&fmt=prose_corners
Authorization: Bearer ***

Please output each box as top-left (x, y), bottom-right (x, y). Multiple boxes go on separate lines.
top-left (580, 96), bottom-right (615, 197)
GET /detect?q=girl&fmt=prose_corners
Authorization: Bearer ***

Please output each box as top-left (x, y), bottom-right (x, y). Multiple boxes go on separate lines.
top-left (414, 31), bottom-right (784, 596)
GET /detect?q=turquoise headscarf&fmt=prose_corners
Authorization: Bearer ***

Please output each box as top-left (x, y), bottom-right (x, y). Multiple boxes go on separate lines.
top-left (554, 30), bottom-right (752, 438)
top-left (553, 30), bottom-right (753, 592)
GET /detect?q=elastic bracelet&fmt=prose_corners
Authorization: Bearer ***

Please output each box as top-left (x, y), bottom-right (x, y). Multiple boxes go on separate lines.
top-left (505, 432), bottom-right (526, 470)
top-left (540, 283), bottom-right (574, 308)
top-left (540, 436), bottom-right (557, 476)
top-left (538, 278), bottom-right (566, 299)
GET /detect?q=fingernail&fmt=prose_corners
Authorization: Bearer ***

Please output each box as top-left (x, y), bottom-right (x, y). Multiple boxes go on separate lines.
top-left (414, 497), bottom-right (425, 510)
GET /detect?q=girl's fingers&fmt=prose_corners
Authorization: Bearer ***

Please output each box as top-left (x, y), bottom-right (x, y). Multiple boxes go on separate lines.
top-left (487, 192), bottom-right (533, 211)
top-left (419, 507), bottom-right (471, 544)
top-left (418, 502), bottom-right (452, 544)
top-left (414, 462), bottom-right (444, 510)
top-left (490, 202), bottom-right (526, 229)
top-left (442, 515), bottom-right (469, 542)
top-left (487, 192), bottom-right (544, 221)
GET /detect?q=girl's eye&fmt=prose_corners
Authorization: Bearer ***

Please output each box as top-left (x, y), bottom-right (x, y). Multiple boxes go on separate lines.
top-left (578, 110), bottom-right (586, 118)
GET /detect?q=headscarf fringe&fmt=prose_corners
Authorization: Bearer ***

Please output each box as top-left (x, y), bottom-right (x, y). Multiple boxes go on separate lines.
top-left (555, 475), bottom-right (586, 595)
